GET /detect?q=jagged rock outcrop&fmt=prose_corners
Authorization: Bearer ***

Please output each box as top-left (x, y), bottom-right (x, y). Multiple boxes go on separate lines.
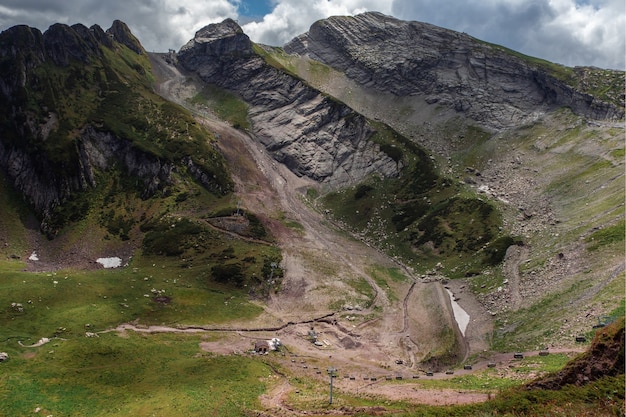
top-left (177, 19), bottom-right (401, 188)
top-left (0, 20), bottom-right (136, 100)
top-left (285, 12), bottom-right (624, 129)
top-left (0, 21), bottom-right (216, 234)
top-left (79, 127), bottom-right (174, 198)
top-left (106, 20), bottom-right (144, 54)
top-left (0, 20), bottom-right (138, 70)
top-left (0, 125), bottom-right (176, 234)
top-left (43, 23), bottom-right (104, 66)
top-left (0, 139), bottom-right (91, 225)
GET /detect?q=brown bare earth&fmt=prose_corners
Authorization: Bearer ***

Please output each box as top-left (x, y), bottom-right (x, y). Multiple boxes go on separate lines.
top-left (139, 54), bottom-right (503, 408)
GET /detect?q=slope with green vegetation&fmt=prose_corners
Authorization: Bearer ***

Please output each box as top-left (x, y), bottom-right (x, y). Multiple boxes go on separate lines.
top-left (0, 15), bottom-right (623, 417)
top-left (0, 22), bottom-right (232, 236)
top-left (0, 21), bottom-right (283, 314)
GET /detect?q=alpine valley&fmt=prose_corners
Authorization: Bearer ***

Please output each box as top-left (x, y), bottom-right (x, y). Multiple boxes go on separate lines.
top-left (0, 12), bottom-right (623, 416)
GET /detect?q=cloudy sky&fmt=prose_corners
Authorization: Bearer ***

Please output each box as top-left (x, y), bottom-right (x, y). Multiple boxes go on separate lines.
top-left (0, 0), bottom-right (623, 70)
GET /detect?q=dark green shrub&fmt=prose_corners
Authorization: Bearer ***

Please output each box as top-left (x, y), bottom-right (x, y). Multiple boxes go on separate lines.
top-left (354, 184), bottom-right (374, 200)
top-left (413, 197), bottom-right (501, 256)
top-left (391, 200), bottom-right (429, 231)
top-left (246, 213), bottom-right (267, 239)
top-left (142, 218), bottom-right (204, 256)
top-left (379, 143), bottom-right (403, 162)
top-left (482, 236), bottom-right (522, 266)
top-left (211, 263), bottom-right (244, 286)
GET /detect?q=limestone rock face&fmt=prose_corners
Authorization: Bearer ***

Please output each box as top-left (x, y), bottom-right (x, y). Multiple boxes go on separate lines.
top-left (178, 19), bottom-right (401, 188)
top-left (0, 126), bottom-right (176, 235)
top-left (285, 12), bottom-right (624, 129)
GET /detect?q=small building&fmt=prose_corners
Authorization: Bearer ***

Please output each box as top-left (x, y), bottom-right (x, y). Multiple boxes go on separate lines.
top-left (254, 341), bottom-right (270, 354)
top-left (269, 338), bottom-right (282, 350)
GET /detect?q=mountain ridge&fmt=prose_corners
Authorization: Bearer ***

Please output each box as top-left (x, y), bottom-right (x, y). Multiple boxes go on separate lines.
top-left (285, 12), bottom-right (624, 129)
top-left (0, 13), bottom-right (623, 416)
top-left (177, 18), bottom-right (402, 189)
top-left (0, 20), bottom-right (231, 235)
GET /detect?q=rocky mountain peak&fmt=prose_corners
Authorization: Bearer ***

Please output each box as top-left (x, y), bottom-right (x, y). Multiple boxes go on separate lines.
top-left (286, 12), bottom-right (624, 129)
top-left (106, 20), bottom-right (144, 54)
top-left (0, 20), bottom-right (196, 235)
top-left (0, 19), bottom-right (142, 70)
top-left (0, 19), bottom-right (143, 106)
top-left (190, 18), bottom-right (244, 44)
top-left (0, 24), bottom-right (45, 57)
top-left (43, 23), bottom-right (104, 66)
top-left (177, 18), bottom-right (401, 188)
top-left (179, 18), bottom-right (253, 62)
top-left (0, 25), bottom-right (46, 92)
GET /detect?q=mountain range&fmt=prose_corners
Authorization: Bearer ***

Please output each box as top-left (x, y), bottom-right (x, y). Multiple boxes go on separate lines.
top-left (0, 12), bottom-right (623, 416)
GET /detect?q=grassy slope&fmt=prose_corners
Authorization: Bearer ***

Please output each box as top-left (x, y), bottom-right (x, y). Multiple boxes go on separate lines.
top-left (0, 33), bottom-right (623, 417)
top-left (265, 47), bottom-right (625, 348)
top-left (1, 332), bottom-right (270, 417)
top-left (488, 109), bottom-right (625, 351)
top-left (0, 169), bottom-right (284, 417)
top-left (0, 33), bottom-right (284, 416)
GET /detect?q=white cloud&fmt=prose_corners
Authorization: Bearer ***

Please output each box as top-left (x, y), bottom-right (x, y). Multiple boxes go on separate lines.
top-left (242, 0), bottom-right (393, 45)
top-left (390, 0), bottom-right (624, 69)
top-left (0, 0), bottom-right (622, 68)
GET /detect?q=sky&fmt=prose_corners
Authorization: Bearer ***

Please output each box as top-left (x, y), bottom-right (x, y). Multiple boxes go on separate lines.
top-left (0, 0), bottom-right (623, 70)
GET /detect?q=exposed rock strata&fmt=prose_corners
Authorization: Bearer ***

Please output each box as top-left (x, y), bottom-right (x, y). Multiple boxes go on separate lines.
top-left (0, 126), bottom-right (176, 233)
top-left (0, 21), bottom-right (225, 233)
top-left (285, 12), bottom-right (624, 129)
top-left (177, 19), bottom-right (401, 188)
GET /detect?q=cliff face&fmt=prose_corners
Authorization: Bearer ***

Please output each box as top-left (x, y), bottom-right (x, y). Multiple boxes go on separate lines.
top-left (0, 21), bottom-right (226, 235)
top-left (285, 12), bottom-right (624, 129)
top-left (0, 127), bottom-right (174, 233)
top-left (177, 19), bottom-right (401, 188)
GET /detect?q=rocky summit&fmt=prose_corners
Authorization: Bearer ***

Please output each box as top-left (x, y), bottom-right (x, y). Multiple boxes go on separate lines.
top-left (285, 12), bottom-right (624, 129)
top-left (177, 18), bottom-right (401, 188)
top-left (0, 12), bottom-right (623, 417)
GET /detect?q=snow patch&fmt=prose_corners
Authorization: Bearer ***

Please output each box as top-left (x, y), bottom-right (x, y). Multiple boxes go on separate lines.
top-left (96, 257), bottom-right (122, 268)
top-left (446, 289), bottom-right (470, 337)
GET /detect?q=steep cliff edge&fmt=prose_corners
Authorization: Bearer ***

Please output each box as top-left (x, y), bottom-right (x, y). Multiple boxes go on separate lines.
top-left (177, 19), bottom-right (401, 188)
top-left (285, 12), bottom-right (624, 130)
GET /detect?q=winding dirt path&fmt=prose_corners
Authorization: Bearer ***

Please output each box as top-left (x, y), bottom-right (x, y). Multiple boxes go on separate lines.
top-left (503, 244), bottom-right (529, 310)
